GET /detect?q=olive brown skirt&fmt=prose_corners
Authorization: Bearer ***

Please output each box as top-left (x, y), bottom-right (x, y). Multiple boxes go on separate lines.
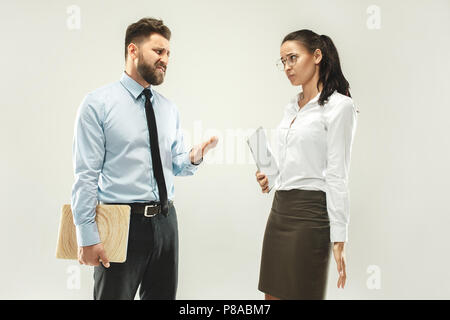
top-left (258, 189), bottom-right (332, 300)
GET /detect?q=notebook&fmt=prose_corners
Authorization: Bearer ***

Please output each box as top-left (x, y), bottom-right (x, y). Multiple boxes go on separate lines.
top-left (246, 126), bottom-right (280, 191)
top-left (56, 204), bottom-right (131, 263)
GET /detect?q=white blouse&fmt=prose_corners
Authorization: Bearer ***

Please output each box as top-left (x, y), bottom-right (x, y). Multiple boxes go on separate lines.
top-left (274, 89), bottom-right (359, 243)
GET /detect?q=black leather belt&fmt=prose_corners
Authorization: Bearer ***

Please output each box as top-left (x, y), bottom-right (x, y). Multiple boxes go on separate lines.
top-left (102, 200), bottom-right (173, 217)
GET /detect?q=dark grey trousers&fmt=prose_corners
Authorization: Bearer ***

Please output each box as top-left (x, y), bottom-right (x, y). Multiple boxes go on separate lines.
top-left (93, 202), bottom-right (178, 300)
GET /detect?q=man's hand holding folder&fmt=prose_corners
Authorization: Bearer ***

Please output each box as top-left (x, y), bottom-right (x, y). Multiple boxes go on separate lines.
top-left (78, 243), bottom-right (110, 268)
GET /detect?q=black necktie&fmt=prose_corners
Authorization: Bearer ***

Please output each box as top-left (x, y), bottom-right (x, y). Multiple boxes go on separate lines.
top-left (142, 88), bottom-right (168, 215)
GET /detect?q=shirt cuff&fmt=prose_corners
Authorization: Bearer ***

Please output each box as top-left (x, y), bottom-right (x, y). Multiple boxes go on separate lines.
top-left (76, 222), bottom-right (101, 247)
top-left (330, 223), bottom-right (348, 243)
top-left (192, 157), bottom-right (203, 166)
top-left (187, 149), bottom-right (202, 167)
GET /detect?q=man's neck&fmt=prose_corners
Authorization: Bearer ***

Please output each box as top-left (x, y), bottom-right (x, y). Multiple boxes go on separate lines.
top-left (124, 67), bottom-right (150, 88)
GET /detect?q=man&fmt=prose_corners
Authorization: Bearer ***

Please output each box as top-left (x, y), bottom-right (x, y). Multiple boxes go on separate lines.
top-left (71, 17), bottom-right (218, 300)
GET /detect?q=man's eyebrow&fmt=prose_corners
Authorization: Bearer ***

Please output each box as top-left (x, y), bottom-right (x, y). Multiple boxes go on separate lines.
top-left (154, 47), bottom-right (170, 55)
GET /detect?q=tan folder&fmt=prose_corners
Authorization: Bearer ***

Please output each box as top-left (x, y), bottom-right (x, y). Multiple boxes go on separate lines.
top-left (56, 204), bottom-right (131, 263)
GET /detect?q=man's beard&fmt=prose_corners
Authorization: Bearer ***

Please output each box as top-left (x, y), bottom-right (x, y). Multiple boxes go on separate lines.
top-left (136, 54), bottom-right (165, 86)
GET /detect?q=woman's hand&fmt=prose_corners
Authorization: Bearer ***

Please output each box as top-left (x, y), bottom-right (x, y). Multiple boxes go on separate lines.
top-left (255, 170), bottom-right (269, 193)
top-left (332, 242), bottom-right (347, 288)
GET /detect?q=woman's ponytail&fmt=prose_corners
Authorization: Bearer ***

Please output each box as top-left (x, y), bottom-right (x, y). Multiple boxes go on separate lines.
top-left (318, 34), bottom-right (350, 105)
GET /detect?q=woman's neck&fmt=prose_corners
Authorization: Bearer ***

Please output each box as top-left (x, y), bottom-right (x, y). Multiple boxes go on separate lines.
top-left (301, 79), bottom-right (323, 102)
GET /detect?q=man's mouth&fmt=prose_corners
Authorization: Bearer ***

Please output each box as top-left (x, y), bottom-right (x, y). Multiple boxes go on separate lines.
top-left (157, 65), bottom-right (166, 73)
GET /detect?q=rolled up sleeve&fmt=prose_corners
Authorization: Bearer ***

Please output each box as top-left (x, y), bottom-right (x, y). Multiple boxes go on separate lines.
top-left (325, 99), bottom-right (358, 243)
top-left (71, 93), bottom-right (105, 247)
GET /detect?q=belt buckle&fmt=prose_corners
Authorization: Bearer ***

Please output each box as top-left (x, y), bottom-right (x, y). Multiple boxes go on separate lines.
top-left (144, 204), bottom-right (160, 217)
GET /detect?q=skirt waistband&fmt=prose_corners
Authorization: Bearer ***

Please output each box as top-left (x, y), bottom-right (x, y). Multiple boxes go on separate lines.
top-left (275, 188), bottom-right (326, 200)
top-left (271, 189), bottom-right (328, 221)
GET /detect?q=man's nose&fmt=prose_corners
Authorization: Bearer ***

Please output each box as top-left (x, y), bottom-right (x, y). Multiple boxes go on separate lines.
top-left (160, 53), bottom-right (169, 65)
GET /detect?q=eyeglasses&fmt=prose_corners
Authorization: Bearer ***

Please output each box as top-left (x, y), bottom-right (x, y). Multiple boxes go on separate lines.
top-left (276, 54), bottom-right (298, 71)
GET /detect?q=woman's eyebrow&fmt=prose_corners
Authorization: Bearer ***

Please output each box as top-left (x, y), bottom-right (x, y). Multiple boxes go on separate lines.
top-left (281, 52), bottom-right (298, 59)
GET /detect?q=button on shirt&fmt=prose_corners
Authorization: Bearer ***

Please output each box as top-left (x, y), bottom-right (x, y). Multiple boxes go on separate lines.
top-left (275, 89), bottom-right (358, 242)
top-left (71, 71), bottom-right (199, 246)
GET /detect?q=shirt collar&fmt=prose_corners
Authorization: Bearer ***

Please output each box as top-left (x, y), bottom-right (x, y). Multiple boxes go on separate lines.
top-left (290, 87), bottom-right (322, 111)
top-left (120, 71), bottom-right (153, 99)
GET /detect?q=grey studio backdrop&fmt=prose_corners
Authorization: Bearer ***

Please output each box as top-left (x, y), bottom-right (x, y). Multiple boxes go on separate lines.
top-left (0, 0), bottom-right (449, 299)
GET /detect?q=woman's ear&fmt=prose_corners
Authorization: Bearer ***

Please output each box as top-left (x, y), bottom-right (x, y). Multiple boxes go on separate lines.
top-left (313, 48), bottom-right (323, 65)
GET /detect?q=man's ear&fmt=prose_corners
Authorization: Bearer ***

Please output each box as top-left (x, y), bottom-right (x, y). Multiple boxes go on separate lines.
top-left (313, 48), bottom-right (323, 65)
top-left (128, 43), bottom-right (139, 60)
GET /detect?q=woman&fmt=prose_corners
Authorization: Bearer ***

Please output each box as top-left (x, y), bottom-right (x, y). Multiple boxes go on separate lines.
top-left (256, 29), bottom-right (359, 300)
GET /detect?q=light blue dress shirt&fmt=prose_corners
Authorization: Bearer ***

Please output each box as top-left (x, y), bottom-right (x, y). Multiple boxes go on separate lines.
top-left (71, 71), bottom-right (200, 246)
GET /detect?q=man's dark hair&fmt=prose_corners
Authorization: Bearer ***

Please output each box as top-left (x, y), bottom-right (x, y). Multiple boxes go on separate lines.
top-left (124, 17), bottom-right (171, 60)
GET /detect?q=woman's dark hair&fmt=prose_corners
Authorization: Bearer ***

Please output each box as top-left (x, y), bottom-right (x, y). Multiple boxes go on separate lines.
top-left (125, 17), bottom-right (171, 60)
top-left (282, 29), bottom-right (351, 106)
